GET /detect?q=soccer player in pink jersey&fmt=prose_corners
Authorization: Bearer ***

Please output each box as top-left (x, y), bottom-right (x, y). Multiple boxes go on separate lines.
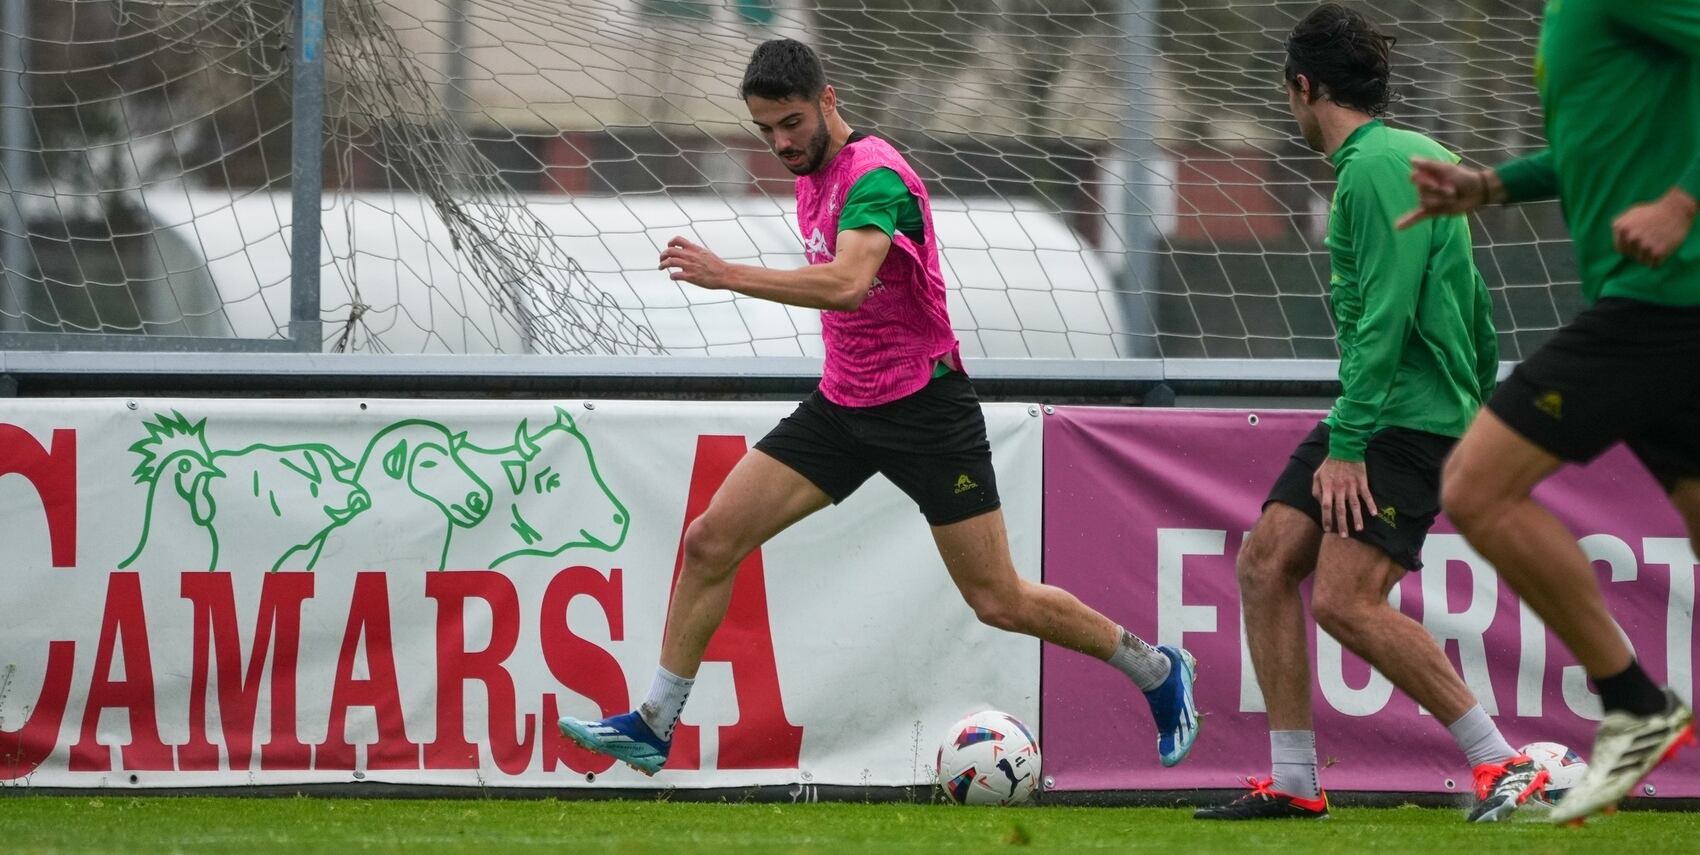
top-left (558, 38), bottom-right (1199, 776)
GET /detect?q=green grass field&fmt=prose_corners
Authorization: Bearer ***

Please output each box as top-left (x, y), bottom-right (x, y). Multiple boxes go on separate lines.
top-left (4, 798), bottom-right (1700, 854)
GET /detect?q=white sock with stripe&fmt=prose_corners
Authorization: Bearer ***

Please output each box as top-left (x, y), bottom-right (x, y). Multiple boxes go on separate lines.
top-left (1106, 628), bottom-right (1171, 691)
top-left (637, 666), bottom-right (694, 741)
top-left (1447, 704), bottom-right (1517, 768)
top-left (1271, 730), bottom-right (1320, 799)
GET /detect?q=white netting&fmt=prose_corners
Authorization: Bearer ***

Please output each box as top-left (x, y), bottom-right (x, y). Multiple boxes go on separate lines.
top-left (0, 0), bottom-right (1575, 358)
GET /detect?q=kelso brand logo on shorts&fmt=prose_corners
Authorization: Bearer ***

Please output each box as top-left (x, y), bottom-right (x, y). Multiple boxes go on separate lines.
top-left (954, 474), bottom-right (979, 495)
top-left (1535, 391), bottom-right (1563, 420)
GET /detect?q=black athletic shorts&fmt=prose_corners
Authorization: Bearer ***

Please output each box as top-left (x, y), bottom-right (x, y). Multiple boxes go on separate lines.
top-left (754, 370), bottom-right (1001, 526)
top-left (1487, 297), bottom-right (1700, 492)
top-left (1264, 421), bottom-right (1454, 570)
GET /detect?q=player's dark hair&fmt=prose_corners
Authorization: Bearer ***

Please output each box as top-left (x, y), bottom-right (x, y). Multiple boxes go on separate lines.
top-left (1283, 4), bottom-right (1395, 115)
top-left (740, 38), bottom-right (827, 102)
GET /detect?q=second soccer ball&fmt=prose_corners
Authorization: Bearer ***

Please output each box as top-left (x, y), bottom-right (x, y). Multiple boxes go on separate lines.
top-left (1518, 741), bottom-right (1589, 806)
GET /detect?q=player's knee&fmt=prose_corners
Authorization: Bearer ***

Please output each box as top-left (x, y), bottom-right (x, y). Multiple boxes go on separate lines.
top-left (1236, 539), bottom-right (1296, 596)
top-left (1235, 548), bottom-right (1273, 592)
top-left (1440, 469), bottom-right (1494, 533)
top-left (972, 603), bottom-right (1025, 634)
top-left (963, 586), bottom-right (1026, 633)
top-left (1441, 447), bottom-right (1524, 534)
top-left (1310, 586), bottom-right (1368, 643)
top-left (681, 517), bottom-right (739, 580)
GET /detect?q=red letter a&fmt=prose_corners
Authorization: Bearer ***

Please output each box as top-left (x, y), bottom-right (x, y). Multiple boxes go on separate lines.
top-left (318, 573), bottom-right (420, 770)
top-left (69, 572), bottom-right (172, 771)
top-left (665, 436), bottom-right (802, 771)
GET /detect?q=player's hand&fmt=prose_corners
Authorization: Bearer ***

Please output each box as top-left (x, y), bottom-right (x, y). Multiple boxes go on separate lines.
top-left (1397, 158), bottom-right (1493, 230)
top-left (1613, 188), bottom-right (1698, 269)
top-left (1312, 457), bottom-right (1377, 537)
top-left (659, 236), bottom-right (732, 289)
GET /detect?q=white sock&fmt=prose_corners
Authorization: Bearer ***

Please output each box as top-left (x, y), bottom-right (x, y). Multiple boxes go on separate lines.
top-left (636, 667), bottom-right (694, 741)
top-left (1270, 730), bottom-right (1320, 799)
top-left (1107, 628), bottom-right (1171, 692)
top-left (1447, 704), bottom-right (1517, 768)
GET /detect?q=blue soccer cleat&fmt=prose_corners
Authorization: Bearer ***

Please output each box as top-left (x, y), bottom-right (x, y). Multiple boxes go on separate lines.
top-left (1144, 645), bottom-right (1200, 767)
top-left (557, 711), bottom-right (671, 776)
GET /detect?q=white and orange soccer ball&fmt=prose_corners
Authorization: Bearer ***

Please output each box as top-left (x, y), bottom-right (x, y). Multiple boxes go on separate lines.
top-left (937, 710), bottom-right (1042, 806)
top-left (1519, 741), bottom-right (1589, 806)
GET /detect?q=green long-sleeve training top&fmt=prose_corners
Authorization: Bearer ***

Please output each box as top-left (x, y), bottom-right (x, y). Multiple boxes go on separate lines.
top-left (1322, 120), bottom-right (1500, 461)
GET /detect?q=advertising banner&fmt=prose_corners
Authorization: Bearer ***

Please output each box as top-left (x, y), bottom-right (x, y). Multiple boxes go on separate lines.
top-left (1040, 407), bottom-right (1697, 796)
top-left (0, 399), bottom-right (1043, 789)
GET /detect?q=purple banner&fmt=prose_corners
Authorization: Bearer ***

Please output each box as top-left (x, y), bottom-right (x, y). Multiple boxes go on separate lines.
top-left (1041, 407), bottom-right (1698, 796)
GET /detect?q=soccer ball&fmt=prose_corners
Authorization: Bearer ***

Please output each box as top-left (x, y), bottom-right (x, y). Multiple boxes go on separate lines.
top-left (1519, 741), bottom-right (1588, 806)
top-left (936, 710), bottom-right (1042, 806)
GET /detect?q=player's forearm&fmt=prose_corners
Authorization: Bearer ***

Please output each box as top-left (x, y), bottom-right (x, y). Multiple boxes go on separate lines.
top-left (721, 261), bottom-right (869, 311)
top-left (1331, 330), bottom-right (1412, 459)
top-left (1329, 282), bottom-right (1419, 461)
top-left (1494, 149), bottom-right (1558, 204)
top-left (1329, 353), bottom-right (1396, 462)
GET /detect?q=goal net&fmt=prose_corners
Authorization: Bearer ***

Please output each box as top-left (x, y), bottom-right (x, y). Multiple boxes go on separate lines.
top-left (0, 0), bottom-right (1574, 360)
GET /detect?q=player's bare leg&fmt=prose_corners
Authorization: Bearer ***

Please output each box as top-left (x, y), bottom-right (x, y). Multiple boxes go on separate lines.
top-left (1445, 412), bottom-right (1695, 823)
top-left (1204, 502), bottom-right (1530, 821)
top-left (932, 509), bottom-right (1200, 766)
top-left (558, 450), bottom-right (830, 775)
top-left (659, 450), bottom-right (832, 676)
top-left (931, 509), bottom-right (1113, 656)
top-left (1236, 504), bottom-right (1321, 735)
top-left (1311, 539), bottom-right (1473, 722)
top-left (1310, 535), bottom-right (1535, 821)
top-left (1443, 413), bottom-right (1623, 671)
top-left (1196, 502), bottom-right (1330, 819)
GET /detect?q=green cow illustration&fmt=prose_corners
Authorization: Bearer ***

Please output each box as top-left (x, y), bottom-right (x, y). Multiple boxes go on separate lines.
top-left (207, 443), bottom-right (371, 571)
top-left (122, 410), bottom-right (623, 574)
top-left (121, 412), bottom-right (225, 571)
top-left (448, 406), bottom-right (629, 568)
top-left (313, 420), bottom-right (493, 571)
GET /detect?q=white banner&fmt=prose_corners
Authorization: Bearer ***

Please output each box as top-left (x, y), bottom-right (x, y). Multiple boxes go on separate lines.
top-left (0, 398), bottom-right (1042, 788)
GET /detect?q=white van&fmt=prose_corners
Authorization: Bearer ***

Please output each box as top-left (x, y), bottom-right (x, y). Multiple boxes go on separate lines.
top-left (96, 188), bottom-right (1127, 357)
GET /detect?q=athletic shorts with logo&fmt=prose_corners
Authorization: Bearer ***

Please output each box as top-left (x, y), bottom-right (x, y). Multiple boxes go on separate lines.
top-left (1264, 421), bottom-right (1454, 570)
top-left (754, 370), bottom-right (1000, 525)
top-left (1488, 297), bottom-right (1700, 491)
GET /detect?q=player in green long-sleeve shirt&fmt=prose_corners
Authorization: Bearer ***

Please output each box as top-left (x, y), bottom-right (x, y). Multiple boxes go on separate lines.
top-left (1323, 122), bottom-right (1500, 464)
top-left (1196, 4), bottom-right (1529, 824)
top-left (1401, 0), bottom-right (1700, 824)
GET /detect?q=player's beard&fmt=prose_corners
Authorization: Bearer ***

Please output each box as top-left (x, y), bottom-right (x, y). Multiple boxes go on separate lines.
top-left (779, 113), bottom-right (832, 176)
top-left (1295, 110), bottom-right (1324, 153)
top-left (1287, 87), bottom-right (1324, 153)
top-left (1300, 120), bottom-right (1324, 153)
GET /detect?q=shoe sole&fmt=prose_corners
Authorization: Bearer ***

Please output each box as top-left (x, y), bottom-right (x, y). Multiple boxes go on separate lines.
top-left (1551, 716), bottom-right (1696, 826)
top-left (556, 719), bottom-right (664, 777)
top-left (1195, 812), bottom-right (1330, 821)
top-left (1194, 807), bottom-right (1330, 821)
top-left (1468, 797), bottom-right (1517, 824)
top-left (1161, 649), bottom-right (1201, 768)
